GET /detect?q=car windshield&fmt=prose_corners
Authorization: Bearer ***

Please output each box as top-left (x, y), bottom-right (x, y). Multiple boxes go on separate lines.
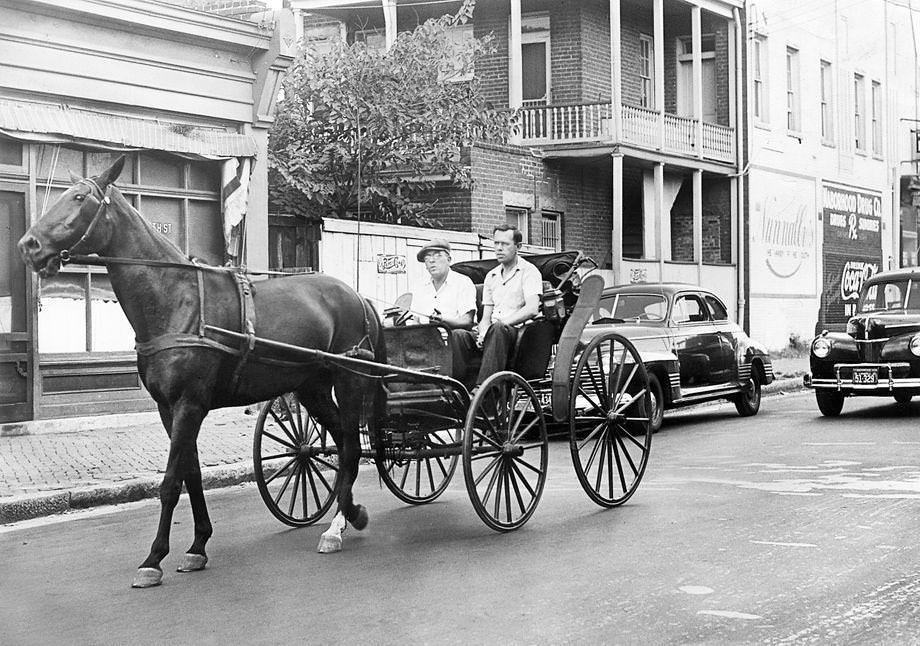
top-left (859, 279), bottom-right (920, 312)
top-left (594, 293), bottom-right (668, 323)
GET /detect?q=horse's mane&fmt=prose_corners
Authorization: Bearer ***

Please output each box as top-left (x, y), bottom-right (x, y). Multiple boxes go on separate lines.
top-left (107, 184), bottom-right (195, 264)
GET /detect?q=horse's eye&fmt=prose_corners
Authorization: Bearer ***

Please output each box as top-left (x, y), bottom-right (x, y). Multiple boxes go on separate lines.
top-left (75, 194), bottom-right (85, 202)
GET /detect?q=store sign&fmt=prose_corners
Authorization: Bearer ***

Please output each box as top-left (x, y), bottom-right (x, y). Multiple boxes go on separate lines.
top-left (376, 254), bottom-right (406, 274)
top-left (748, 172), bottom-right (816, 294)
top-left (821, 183), bottom-right (883, 325)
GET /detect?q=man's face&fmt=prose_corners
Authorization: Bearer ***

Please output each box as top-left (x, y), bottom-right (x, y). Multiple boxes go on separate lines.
top-left (493, 229), bottom-right (519, 264)
top-left (423, 250), bottom-right (450, 279)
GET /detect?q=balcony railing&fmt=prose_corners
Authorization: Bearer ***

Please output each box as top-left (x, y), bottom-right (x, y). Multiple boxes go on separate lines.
top-left (516, 102), bottom-right (735, 163)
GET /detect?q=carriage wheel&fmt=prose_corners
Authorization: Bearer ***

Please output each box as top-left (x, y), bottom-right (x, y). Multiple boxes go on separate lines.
top-left (376, 425), bottom-right (460, 504)
top-left (462, 372), bottom-right (548, 532)
top-left (253, 394), bottom-right (339, 527)
top-left (569, 332), bottom-right (652, 508)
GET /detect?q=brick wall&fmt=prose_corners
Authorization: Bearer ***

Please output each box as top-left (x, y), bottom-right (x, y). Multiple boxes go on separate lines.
top-left (413, 185), bottom-right (472, 231)
top-left (550, 2), bottom-right (582, 104)
top-left (670, 176), bottom-right (694, 261)
top-left (176, 0), bottom-right (268, 18)
top-left (668, 174), bottom-right (732, 263)
top-left (470, 143), bottom-right (612, 266)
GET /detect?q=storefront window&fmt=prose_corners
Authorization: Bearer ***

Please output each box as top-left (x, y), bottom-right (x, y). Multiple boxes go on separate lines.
top-left (0, 138), bottom-right (23, 166)
top-left (35, 145), bottom-right (223, 355)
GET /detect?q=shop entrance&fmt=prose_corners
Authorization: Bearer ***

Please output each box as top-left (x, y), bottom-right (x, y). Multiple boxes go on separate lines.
top-left (0, 187), bottom-right (32, 421)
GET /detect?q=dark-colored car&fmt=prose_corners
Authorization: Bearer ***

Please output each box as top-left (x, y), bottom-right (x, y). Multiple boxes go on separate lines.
top-left (805, 267), bottom-right (920, 416)
top-left (583, 283), bottom-right (775, 432)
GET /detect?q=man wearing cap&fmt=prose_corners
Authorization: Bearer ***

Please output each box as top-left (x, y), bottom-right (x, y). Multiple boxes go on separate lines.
top-left (452, 224), bottom-right (542, 388)
top-left (410, 238), bottom-right (477, 331)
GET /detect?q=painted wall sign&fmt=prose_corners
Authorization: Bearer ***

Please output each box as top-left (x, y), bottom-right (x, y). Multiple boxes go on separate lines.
top-left (376, 254), bottom-right (406, 274)
top-left (821, 183), bottom-right (883, 326)
top-left (748, 171), bottom-right (816, 294)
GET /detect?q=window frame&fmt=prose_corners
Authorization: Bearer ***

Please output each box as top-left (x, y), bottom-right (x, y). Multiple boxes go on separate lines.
top-left (514, 12), bottom-right (551, 107)
top-left (820, 59), bottom-right (835, 145)
top-left (854, 73), bottom-right (866, 152)
top-left (753, 35), bottom-right (768, 124)
top-left (672, 293), bottom-right (710, 325)
top-left (785, 46), bottom-right (801, 134)
top-left (504, 206), bottom-right (530, 244)
top-left (871, 79), bottom-right (883, 157)
top-left (540, 210), bottom-right (561, 251)
top-left (638, 34), bottom-right (654, 109)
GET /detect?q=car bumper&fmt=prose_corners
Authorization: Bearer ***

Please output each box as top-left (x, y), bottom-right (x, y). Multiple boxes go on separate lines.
top-left (804, 362), bottom-right (920, 391)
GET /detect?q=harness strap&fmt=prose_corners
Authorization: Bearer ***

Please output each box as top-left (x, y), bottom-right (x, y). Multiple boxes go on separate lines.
top-left (196, 270), bottom-right (206, 337)
top-left (135, 333), bottom-right (309, 369)
top-left (228, 272), bottom-right (257, 395)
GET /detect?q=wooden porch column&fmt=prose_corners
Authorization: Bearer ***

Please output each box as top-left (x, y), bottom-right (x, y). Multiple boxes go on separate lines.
top-left (692, 5), bottom-right (703, 158)
top-left (693, 169), bottom-right (703, 283)
top-left (382, 0), bottom-right (396, 50)
top-left (654, 0), bottom-right (664, 150)
top-left (655, 161), bottom-right (664, 278)
top-left (612, 153), bottom-right (624, 283)
top-left (509, 0), bottom-right (523, 109)
top-left (609, 0), bottom-right (622, 141)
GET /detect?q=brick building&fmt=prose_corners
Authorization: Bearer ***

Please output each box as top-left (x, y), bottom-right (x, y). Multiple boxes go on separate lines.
top-left (290, 0), bottom-right (744, 316)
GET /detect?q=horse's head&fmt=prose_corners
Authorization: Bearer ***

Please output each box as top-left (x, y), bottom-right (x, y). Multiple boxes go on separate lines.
top-left (18, 155), bottom-right (125, 277)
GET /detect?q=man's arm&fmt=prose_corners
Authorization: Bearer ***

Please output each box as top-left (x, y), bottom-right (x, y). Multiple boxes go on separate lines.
top-left (430, 309), bottom-right (474, 330)
top-left (496, 294), bottom-right (539, 327)
top-left (477, 304), bottom-right (494, 344)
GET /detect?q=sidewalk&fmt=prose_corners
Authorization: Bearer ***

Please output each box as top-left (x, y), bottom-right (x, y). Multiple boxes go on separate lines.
top-left (0, 356), bottom-right (810, 524)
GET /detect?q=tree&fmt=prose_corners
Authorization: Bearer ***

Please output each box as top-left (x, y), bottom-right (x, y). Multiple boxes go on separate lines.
top-left (268, 0), bottom-right (507, 226)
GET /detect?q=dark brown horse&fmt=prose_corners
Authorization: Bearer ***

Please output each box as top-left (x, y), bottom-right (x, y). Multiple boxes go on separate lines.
top-left (18, 156), bottom-right (384, 587)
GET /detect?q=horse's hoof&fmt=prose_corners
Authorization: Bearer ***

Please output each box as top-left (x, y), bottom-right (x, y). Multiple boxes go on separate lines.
top-left (349, 505), bottom-right (368, 531)
top-left (131, 567), bottom-right (163, 588)
top-left (176, 553), bottom-right (208, 572)
top-left (317, 534), bottom-right (342, 554)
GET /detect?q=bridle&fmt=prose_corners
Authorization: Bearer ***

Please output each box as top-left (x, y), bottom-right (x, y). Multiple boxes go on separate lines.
top-left (59, 178), bottom-right (111, 264)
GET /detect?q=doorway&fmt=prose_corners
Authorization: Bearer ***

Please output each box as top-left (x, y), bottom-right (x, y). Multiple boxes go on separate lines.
top-left (0, 188), bottom-right (33, 421)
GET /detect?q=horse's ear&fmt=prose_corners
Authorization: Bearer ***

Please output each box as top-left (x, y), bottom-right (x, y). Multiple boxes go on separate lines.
top-left (96, 155), bottom-right (126, 188)
top-left (68, 170), bottom-right (82, 184)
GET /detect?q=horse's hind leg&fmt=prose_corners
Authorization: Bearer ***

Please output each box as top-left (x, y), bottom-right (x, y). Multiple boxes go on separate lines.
top-left (298, 382), bottom-right (366, 553)
top-left (133, 400), bottom-right (208, 588)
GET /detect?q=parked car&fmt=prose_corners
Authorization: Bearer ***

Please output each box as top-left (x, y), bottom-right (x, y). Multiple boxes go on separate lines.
top-left (582, 283), bottom-right (775, 432)
top-left (804, 267), bottom-right (920, 416)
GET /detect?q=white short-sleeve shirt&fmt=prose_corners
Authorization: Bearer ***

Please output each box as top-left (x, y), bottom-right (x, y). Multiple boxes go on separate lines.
top-left (413, 269), bottom-right (477, 324)
top-left (482, 257), bottom-right (543, 325)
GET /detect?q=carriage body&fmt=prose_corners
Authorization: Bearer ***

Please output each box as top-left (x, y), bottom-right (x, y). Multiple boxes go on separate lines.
top-left (253, 251), bottom-right (654, 531)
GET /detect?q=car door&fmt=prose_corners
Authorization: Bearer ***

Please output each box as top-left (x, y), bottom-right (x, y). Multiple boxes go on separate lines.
top-left (702, 293), bottom-right (736, 383)
top-left (671, 293), bottom-right (722, 388)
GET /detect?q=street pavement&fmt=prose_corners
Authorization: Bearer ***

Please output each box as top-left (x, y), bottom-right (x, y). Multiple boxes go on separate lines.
top-left (0, 355), bottom-right (809, 525)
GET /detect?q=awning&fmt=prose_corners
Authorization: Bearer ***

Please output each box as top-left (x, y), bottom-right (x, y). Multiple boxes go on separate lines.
top-left (0, 100), bottom-right (257, 158)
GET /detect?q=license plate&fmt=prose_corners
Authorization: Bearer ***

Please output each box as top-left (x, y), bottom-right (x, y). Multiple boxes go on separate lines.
top-left (852, 368), bottom-right (878, 385)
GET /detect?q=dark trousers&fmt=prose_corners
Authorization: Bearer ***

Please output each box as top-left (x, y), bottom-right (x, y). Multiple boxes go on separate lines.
top-left (451, 322), bottom-right (519, 387)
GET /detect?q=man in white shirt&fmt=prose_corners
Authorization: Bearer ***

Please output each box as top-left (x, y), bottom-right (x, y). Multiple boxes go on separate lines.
top-left (452, 224), bottom-right (542, 388)
top-left (410, 238), bottom-right (477, 331)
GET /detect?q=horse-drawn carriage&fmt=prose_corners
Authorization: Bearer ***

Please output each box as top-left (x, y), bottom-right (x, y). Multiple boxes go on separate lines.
top-left (18, 156), bottom-right (653, 586)
top-left (247, 250), bottom-right (654, 532)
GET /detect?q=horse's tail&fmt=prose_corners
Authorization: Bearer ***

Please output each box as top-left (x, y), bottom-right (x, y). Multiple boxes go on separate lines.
top-left (362, 298), bottom-right (387, 441)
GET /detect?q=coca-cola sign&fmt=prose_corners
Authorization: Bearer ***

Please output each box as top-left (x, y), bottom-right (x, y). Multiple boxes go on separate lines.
top-left (839, 260), bottom-right (878, 302)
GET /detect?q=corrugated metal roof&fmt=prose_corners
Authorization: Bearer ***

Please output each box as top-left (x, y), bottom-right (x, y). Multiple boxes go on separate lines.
top-left (0, 100), bottom-right (257, 158)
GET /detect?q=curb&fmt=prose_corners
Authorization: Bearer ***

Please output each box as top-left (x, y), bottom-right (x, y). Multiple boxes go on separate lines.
top-left (1, 377), bottom-right (809, 525)
top-left (0, 462), bottom-right (255, 525)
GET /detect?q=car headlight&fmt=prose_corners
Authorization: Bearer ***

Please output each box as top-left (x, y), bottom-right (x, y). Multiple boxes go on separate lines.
top-left (812, 337), bottom-right (831, 358)
top-left (910, 334), bottom-right (920, 357)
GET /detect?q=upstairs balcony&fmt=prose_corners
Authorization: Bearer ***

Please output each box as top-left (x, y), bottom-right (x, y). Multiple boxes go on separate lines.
top-left (515, 102), bottom-right (735, 165)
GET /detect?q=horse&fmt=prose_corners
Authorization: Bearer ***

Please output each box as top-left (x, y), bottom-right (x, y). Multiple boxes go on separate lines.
top-left (18, 155), bottom-right (385, 588)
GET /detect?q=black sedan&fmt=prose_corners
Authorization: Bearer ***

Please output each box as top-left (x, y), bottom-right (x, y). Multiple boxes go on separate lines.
top-left (582, 283), bottom-right (774, 432)
top-left (805, 267), bottom-right (920, 416)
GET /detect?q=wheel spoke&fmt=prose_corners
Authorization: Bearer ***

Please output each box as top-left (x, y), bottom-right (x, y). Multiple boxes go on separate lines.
top-left (610, 345), bottom-right (628, 399)
top-left (470, 449), bottom-right (502, 461)
top-left (611, 431), bottom-right (627, 494)
top-left (268, 409), bottom-right (299, 446)
top-left (481, 457), bottom-right (502, 509)
top-left (503, 467), bottom-right (513, 523)
top-left (304, 455), bottom-right (324, 510)
top-left (307, 458), bottom-right (335, 495)
top-left (512, 455), bottom-right (545, 477)
top-left (273, 460), bottom-right (299, 506)
top-left (614, 363), bottom-right (639, 399)
top-left (261, 430), bottom-right (296, 451)
top-left (615, 387), bottom-right (647, 414)
top-left (583, 425), bottom-right (608, 473)
top-left (594, 344), bottom-right (608, 400)
top-left (508, 465), bottom-right (527, 516)
top-left (577, 422), bottom-right (607, 451)
top-left (300, 465), bottom-right (309, 519)
top-left (510, 415), bottom-right (539, 444)
top-left (493, 462), bottom-right (504, 520)
top-left (311, 455), bottom-right (340, 472)
top-left (576, 384), bottom-right (605, 416)
top-left (471, 427), bottom-right (503, 451)
top-left (509, 458), bottom-right (537, 498)
top-left (616, 424), bottom-right (649, 452)
top-left (594, 435), bottom-right (608, 492)
top-left (260, 451), bottom-right (296, 462)
top-left (414, 457), bottom-right (422, 497)
top-left (613, 431), bottom-right (640, 478)
top-left (473, 452), bottom-right (503, 487)
top-left (287, 464), bottom-right (301, 516)
top-left (425, 458), bottom-right (436, 494)
top-left (279, 397), bottom-right (302, 443)
top-left (264, 456), bottom-right (297, 486)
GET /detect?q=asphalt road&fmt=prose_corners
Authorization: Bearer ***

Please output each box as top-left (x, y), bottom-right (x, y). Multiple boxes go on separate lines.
top-left (3, 390), bottom-right (919, 645)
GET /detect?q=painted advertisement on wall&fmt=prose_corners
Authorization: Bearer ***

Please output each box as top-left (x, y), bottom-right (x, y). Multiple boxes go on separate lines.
top-left (821, 182), bottom-right (883, 326)
top-left (748, 171), bottom-right (817, 295)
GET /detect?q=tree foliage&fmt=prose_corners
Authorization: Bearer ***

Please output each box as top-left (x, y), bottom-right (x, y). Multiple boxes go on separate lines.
top-left (268, 1), bottom-right (507, 225)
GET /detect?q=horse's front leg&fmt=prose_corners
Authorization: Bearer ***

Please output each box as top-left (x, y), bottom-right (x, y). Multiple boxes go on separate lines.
top-left (133, 401), bottom-right (207, 588)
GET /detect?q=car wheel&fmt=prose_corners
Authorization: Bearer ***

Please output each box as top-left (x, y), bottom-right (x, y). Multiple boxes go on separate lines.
top-left (894, 392), bottom-right (912, 405)
top-left (734, 368), bottom-right (762, 417)
top-left (647, 372), bottom-right (664, 433)
top-left (815, 391), bottom-right (845, 417)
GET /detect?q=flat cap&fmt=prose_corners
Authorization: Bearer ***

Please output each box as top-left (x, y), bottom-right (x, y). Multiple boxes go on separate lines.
top-left (416, 238), bottom-right (452, 261)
